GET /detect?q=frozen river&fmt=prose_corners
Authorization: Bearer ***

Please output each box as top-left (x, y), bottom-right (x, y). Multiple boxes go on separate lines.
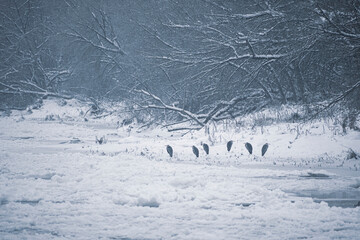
top-left (0, 107), bottom-right (359, 239)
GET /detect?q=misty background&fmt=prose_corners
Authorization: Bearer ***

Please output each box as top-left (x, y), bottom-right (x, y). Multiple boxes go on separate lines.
top-left (1, 0), bottom-right (359, 128)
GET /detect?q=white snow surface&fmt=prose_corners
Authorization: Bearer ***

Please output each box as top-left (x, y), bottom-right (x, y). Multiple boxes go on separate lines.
top-left (0, 99), bottom-right (359, 239)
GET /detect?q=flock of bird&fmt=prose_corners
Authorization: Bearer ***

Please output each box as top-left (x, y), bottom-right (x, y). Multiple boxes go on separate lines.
top-left (95, 135), bottom-right (268, 158)
top-left (166, 141), bottom-right (269, 158)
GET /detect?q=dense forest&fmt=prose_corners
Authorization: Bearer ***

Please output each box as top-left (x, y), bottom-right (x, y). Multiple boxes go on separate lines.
top-left (1, 0), bottom-right (359, 129)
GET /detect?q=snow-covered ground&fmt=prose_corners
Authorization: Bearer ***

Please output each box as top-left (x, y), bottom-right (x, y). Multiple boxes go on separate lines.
top-left (0, 99), bottom-right (359, 239)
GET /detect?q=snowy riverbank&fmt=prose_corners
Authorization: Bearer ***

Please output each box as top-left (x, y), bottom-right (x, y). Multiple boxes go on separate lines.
top-left (0, 99), bottom-right (359, 239)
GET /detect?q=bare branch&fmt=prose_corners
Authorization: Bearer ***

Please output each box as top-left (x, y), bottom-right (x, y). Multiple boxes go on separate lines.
top-left (134, 89), bottom-right (204, 127)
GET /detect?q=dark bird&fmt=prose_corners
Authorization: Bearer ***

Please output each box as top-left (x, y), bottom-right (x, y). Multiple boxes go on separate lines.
top-left (227, 140), bottom-right (233, 152)
top-left (192, 145), bottom-right (199, 158)
top-left (202, 143), bottom-right (209, 155)
top-left (166, 145), bottom-right (173, 157)
top-left (96, 136), bottom-right (104, 144)
top-left (245, 142), bottom-right (253, 154)
top-left (261, 143), bottom-right (269, 156)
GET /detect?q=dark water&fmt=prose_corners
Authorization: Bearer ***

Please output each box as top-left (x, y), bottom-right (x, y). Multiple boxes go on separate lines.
top-left (292, 189), bottom-right (360, 208)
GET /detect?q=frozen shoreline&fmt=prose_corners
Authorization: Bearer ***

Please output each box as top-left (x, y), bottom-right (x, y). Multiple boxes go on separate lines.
top-left (0, 100), bottom-right (359, 239)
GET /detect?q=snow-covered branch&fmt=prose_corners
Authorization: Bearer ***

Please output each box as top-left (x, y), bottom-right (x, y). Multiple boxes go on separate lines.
top-left (135, 89), bottom-right (204, 127)
top-left (311, 80), bottom-right (360, 119)
top-left (135, 88), bottom-right (265, 131)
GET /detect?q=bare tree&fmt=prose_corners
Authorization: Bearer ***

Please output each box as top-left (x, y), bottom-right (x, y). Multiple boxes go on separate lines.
top-left (130, 0), bottom-right (317, 129)
top-left (1, 0), bottom-right (358, 126)
top-left (0, 0), bottom-right (72, 109)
